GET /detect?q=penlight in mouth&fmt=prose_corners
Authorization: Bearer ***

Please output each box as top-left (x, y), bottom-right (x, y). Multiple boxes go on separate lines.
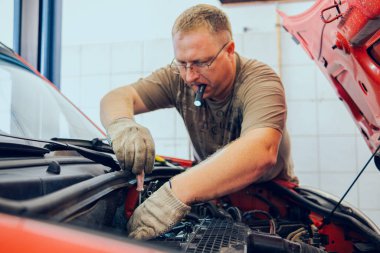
top-left (194, 84), bottom-right (206, 107)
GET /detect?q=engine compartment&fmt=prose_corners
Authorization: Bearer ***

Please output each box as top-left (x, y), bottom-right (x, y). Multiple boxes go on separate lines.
top-left (0, 155), bottom-right (379, 253)
top-left (149, 201), bottom-right (323, 253)
top-left (124, 172), bottom-right (380, 253)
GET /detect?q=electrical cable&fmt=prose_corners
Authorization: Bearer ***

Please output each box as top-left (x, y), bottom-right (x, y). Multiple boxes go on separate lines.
top-left (243, 210), bottom-right (277, 235)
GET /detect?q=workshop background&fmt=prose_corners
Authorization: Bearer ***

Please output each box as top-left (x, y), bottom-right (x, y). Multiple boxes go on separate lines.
top-left (1, 0), bottom-right (379, 225)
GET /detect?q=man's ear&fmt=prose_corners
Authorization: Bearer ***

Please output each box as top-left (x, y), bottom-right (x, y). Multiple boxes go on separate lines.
top-left (226, 41), bottom-right (235, 56)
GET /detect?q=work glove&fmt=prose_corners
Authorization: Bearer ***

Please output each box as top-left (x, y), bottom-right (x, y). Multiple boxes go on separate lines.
top-left (127, 182), bottom-right (191, 240)
top-left (107, 117), bottom-right (155, 174)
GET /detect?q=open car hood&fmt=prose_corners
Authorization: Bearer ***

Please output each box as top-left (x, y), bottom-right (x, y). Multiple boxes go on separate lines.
top-left (278, 0), bottom-right (380, 152)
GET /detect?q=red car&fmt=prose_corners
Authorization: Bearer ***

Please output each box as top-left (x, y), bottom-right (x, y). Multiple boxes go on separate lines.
top-left (0, 0), bottom-right (379, 252)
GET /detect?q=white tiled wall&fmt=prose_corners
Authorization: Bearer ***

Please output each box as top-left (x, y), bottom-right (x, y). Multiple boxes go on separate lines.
top-left (111, 42), bottom-right (143, 74)
top-left (60, 0), bottom-right (380, 225)
top-left (242, 32), bottom-right (279, 66)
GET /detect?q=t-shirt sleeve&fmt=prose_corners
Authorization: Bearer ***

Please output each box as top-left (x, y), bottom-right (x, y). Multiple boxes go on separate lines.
top-left (130, 66), bottom-right (179, 110)
top-left (240, 62), bottom-right (287, 135)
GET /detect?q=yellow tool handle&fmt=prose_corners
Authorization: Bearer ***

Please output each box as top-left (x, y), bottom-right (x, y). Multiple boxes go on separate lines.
top-left (155, 155), bottom-right (166, 163)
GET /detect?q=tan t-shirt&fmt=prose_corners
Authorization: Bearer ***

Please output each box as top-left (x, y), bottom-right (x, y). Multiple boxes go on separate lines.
top-left (131, 54), bottom-right (298, 183)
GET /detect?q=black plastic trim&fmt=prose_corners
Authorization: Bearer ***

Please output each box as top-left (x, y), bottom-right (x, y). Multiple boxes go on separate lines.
top-left (0, 171), bottom-right (133, 221)
top-left (0, 157), bottom-right (96, 170)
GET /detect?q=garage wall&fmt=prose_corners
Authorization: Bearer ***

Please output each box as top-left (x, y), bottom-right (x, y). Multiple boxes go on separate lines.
top-left (60, 0), bottom-right (380, 225)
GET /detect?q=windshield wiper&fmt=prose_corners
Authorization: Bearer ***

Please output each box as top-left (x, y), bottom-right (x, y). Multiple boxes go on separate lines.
top-left (0, 133), bottom-right (121, 172)
top-left (50, 137), bottom-right (113, 153)
top-left (0, 142), bottom-right (50, 157)
top-left (44, 141), bottom-right (120, 171)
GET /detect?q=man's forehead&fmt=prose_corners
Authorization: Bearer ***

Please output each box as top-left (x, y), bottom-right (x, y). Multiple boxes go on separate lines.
top-left (173, 29), bottom-right (229, 47)
top-left (172, 29), bottom-right (229, 61)
top-left (173, 29), bottom-right (215, 43)
top-left (172, 38), bottom-right (215, 62)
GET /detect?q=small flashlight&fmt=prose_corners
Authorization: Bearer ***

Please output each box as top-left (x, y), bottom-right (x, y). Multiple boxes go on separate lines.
top-left (194, 84), bottom-right (206, 107)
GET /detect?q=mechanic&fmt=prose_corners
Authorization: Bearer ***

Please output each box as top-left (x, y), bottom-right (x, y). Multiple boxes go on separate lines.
top-left (100, 4), bottom-right (298, 240)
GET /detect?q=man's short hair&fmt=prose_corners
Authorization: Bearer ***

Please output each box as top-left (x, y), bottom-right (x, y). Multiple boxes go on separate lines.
top-left (172, 4), bottom-right (232, 39)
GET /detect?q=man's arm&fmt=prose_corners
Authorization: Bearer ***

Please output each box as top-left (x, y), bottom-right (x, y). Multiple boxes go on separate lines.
top-left (100, 85), bottom-right (149, 128)
top-left (171, 127), bottom-right (282, 204)
top-left (100, 85), bottom-right (155, 175)
top-left (127, 127), bottom-right (282, 240)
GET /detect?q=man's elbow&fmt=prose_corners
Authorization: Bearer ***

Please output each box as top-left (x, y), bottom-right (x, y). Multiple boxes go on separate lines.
top-left (262, 153), bottom-right (278, 172)
top-left (268, 152), bottom-right (278, 168)
top-left (100, 89), bottom-right (113, 110)
top-left (253, 150), bottom-right (280, 183)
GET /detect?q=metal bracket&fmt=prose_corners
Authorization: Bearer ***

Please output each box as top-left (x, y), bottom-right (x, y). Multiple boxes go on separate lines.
top-left (321, 0), bottom-right (343, 24)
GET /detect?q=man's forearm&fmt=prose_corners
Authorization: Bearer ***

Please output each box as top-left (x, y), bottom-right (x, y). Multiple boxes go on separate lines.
top-left (100, 86), bottom-right (136, 129)
top-left (171, 128), bottom-right (282, 204)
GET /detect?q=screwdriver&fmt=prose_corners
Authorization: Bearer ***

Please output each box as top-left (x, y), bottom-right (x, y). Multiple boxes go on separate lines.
top-left (135, 155), bottom-right (171, 205)
top-left (136, 171), bottom-right (144, 205)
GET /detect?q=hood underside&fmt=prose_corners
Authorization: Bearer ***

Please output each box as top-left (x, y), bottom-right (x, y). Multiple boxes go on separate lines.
top-left (278, 0), bottom-right (380, 152)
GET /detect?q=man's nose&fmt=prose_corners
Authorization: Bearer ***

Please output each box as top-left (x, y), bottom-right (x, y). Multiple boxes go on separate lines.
top-left (184, 67), bottom-right (200, 84)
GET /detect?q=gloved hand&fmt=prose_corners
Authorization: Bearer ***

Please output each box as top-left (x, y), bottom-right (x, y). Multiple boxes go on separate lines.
top-left (107, 117), bottom-right (155, 174)
top-left (127, 182), bottom-right (191, 240)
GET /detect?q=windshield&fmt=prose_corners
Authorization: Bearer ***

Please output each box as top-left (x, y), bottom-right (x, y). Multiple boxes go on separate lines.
top-left (0, 60), bottom-right (103, 140)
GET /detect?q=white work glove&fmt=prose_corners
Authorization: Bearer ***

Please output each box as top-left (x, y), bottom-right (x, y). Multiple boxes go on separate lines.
top-left (127, 182), bottom-right (191, 240)
top-left (107, 117), bottom-right (155, 174)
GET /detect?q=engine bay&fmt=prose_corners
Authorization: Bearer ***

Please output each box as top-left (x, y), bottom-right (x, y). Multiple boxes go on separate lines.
top-left (149, 197), bottom-right (325, 253)
top-left (124, 169), bottom-right (380, 253)
top-left (0, 152), bottom-right (379, 253)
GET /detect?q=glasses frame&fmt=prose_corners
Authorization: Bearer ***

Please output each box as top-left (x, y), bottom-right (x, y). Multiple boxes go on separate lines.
top-left (170, 41), bottom-right (231, 75)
